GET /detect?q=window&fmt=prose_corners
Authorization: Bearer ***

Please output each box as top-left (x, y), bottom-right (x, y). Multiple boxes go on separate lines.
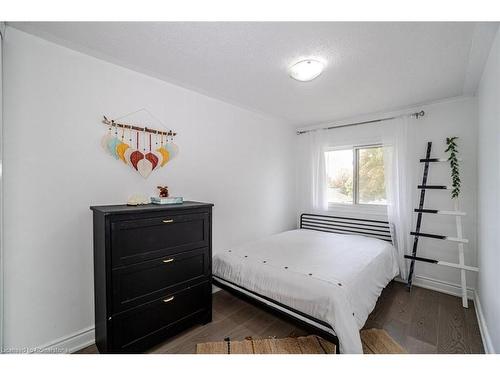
top-left (325, 145), bottom-right (386, 206)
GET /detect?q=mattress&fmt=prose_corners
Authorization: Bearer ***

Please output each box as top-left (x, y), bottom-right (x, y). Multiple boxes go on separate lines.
top-left (213, 229), bottom-right (399, 353)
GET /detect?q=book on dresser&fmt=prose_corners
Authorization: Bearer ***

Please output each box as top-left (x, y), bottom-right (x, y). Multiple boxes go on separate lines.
top-left (89, 201), bottom-right (214, 353)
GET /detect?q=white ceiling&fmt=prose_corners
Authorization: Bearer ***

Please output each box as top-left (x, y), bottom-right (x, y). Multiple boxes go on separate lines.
top-left (9, 22), bottom-right (499, 126)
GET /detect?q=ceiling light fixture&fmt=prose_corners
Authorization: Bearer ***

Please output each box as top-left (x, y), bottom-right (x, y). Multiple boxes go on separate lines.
top-left (289, 59), bottom-right (324, 82)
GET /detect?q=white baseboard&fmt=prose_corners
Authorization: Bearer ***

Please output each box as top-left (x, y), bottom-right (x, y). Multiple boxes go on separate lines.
top-left (473, 291), bottom-right (495, 354)
top-left (39, 326), bottom-right (95, 354)
top-left (212, 285), bottom-right (221, 293)
top-left (394, 275), bottom-right (475, 300)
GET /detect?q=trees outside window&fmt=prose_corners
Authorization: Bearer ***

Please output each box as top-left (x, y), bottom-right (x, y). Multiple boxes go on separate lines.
top-left (325, 145), bottom-right (386, 206)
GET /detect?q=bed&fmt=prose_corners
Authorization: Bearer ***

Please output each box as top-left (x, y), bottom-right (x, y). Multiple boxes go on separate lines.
top-left (212, 213), bottom-right (400, 354)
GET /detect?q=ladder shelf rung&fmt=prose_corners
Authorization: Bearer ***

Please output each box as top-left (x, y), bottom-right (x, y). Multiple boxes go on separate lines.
top-left (414, 209), bottom-right (466, 216)
top-left (405, 255), bottom-right (479, 272)
top-left (414, 208), bottom-right (438, 214)
top-left (410, 231), bottom-right (469, 243)
top-left (438, 261), bottom-right (479, 272)
top-left (404, 255), bottom-right (437, 264)
top-left (446, 237), bottom-right (469, 244)
top-left (419, 158), bottom-right (463, 163)
top-left (410, 231), bottom-right (445, 240)
top-left (417, 185), bottom-right (451, 190)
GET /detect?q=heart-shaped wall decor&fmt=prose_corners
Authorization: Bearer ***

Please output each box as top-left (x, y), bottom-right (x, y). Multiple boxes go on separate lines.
top-left (164, 143), bottom-right (179, 159)
top-left (101, 133), bottom-right (114, 154)
top-left (161, 145), bottom-right (170, 159)
top-left (99, 121), bottom-right (178, 178)
top-left (145, 152), bottom-right (159, 170)
top-left (116, 142), bottom-right (130, 163)
top-left (157, 147), bottom-right (170, 167)
top-left (129, 150), bottom-right (145, 170)
top-left (123, 147), bottom-right (135, 167)
top-left (152, 151), bottom-right (163, 170)
top-left (137, 158), bottom-right (153, 178)
top-left (107, 136), bottom-right (121, 159)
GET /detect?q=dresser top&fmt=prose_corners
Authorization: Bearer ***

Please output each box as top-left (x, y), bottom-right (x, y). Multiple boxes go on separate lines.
top-left (90, 201), bottom-right (213, 215)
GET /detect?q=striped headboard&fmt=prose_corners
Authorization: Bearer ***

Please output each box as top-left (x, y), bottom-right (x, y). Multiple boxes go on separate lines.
top-left (300, 213), bottom-right (392, 243)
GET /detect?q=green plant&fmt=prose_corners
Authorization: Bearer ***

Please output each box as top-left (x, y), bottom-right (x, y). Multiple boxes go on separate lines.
top-left (445, 137), bottom-right (461, 199)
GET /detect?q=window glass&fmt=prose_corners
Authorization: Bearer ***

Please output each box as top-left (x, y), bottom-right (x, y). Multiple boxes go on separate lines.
top-left (325, 149), bottom-right (353, 204)
top-left (324, 145), bottom-right (386, 206)
top-left (358, 147), bottom-right (387, 205)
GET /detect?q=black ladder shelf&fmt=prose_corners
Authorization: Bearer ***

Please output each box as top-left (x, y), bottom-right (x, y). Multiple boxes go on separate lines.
top-left (405, 141), bottom-right (478, 308)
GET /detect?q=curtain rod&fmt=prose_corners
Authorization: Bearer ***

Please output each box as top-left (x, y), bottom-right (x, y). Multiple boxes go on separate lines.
top-left (296, 110), bottom-right (425, 135)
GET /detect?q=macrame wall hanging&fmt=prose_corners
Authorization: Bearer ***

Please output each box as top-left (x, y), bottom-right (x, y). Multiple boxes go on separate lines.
top-left (100, 109), bottom-right (179, 178)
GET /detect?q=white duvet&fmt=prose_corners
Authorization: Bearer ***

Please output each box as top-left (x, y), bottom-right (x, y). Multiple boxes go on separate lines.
top-left (213, 229), bottom-right (399, 353)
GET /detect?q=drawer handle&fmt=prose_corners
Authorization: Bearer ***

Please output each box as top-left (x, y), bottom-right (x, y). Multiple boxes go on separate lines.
top-left (162, 219), bottom-right (174, 224)
top-left (163, 296), bottom-right (175, 303)
top-left (162, 258), bottom-right (174, 263)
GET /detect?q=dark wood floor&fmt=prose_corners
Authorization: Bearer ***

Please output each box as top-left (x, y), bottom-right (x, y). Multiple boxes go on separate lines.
top-left (363, 281), bottom-right (483, 353)
top-left (77, 281), bottom-right (484, 354)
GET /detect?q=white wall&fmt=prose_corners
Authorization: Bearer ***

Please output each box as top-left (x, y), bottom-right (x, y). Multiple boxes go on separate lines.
top-left (0, 22), bottom-right (5, 352)
top-left (296, 96), bottom-right (479, 295)
top-left (2, 27), bottom-right (296, 351)
top-left (477, 27), bottom-right (500, 354)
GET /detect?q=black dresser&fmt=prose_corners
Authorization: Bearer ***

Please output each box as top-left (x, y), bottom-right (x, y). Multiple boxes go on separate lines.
top-left (90, 201), bottom-right (213, 353)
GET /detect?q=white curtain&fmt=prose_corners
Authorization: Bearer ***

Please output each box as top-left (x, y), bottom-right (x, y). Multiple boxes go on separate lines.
top-left (382, 118), bottom-right (413, 280)
top-left (297, 129), bottom-right (328, 212)
top-left (297, 117), bottom-right (414, 280)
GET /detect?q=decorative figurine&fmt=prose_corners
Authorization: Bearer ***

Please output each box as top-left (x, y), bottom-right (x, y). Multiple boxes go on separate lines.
top-left (157, 186), bottom-right (169, 198)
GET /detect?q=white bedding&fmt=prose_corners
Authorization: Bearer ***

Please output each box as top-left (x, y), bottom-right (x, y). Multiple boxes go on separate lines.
top-left (213, 229), bottom-right (399, 354)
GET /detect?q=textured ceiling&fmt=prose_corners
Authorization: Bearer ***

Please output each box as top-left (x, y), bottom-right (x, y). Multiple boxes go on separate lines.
top-left (9, 22), bottom-right (498, 126)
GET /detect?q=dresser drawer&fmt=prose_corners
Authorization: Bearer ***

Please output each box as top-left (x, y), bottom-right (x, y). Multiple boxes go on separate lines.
top-left (112, 247), bottom-right (210, 312)
top-left (111, 212), bottom-right (209, 266)
top-left (111, 281), bottom-right (211, 352)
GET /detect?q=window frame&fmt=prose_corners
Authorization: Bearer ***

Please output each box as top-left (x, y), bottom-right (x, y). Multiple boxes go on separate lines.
top-left (325, 143), bottom-right (387, 212)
